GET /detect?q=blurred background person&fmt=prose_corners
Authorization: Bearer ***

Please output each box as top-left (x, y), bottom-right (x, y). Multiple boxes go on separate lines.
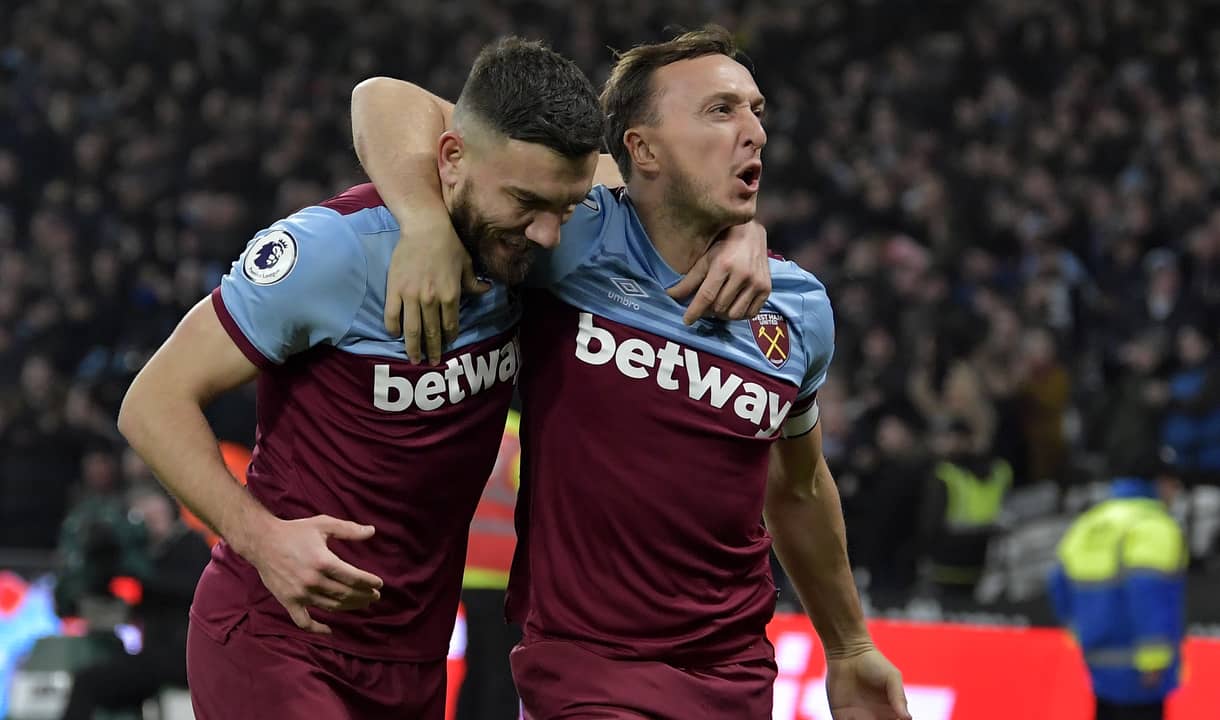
top-left (1049, 469), bottom-right (1187, 720)
top-left (920, 419), bottom-right (1011, 606)
top-left (59, 484), bottom-right (211, 720)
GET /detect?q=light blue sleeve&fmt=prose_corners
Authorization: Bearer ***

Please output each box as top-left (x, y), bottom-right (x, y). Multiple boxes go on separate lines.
top-left (776, 270), bottom-right (835, 439)
top-left (216, 206), bottom-right (368, 365)
top-left (524, 184), bottom-right (616, 288)
top-left (796, 284), bottom-right (835, 402)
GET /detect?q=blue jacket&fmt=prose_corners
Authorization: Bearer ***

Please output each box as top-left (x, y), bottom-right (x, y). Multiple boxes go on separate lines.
top-left (1048, 478), bottom-right (1187, 704)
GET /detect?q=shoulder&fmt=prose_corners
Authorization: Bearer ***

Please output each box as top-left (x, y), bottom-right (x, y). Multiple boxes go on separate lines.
top-left (258, 184), bottom-right (397, 273)
top-left (562, 184), bottom-right (624, 238)
top-left (768, 255), bottom-right (833, 343)
top-left (1128, 509), bottom-right (1184, 544)
top-left (224, 187), bottom-right (378, 307)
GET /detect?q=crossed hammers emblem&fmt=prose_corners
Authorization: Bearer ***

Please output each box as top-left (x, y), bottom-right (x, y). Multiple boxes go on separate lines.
top-left (757, 324), bottom-right (787, 361)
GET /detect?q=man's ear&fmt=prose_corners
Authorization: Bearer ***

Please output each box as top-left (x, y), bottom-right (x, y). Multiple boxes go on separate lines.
top-left (623, 127), bottom-right (658, 176)
top-left (438, 130), bottom-right (465, 189)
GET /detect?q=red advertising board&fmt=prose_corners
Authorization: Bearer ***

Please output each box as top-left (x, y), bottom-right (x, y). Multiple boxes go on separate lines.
top-left (445, 613), bottom-right (1220, 719)
top-left (766, 616), bottom-right (1219, 720)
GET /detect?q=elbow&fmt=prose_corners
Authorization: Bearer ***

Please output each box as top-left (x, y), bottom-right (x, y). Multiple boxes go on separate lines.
top-left (116, 386), bottom-right (141, 446)
top-left (117, 379), bottom-right (156, 449)
top-left (352, 76), bottom-right (398, 99)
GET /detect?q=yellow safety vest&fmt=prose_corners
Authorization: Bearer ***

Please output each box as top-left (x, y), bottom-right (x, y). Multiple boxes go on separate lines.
top-left (935, 459), bottom-right (1011, 530)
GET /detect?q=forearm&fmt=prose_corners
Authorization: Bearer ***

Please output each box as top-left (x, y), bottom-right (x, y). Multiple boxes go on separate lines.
top-left (766, 461), bottom-right (871, 658)
top-left (118, 389), bottom-right (272, 561)
top-left (350, 77), bottom-right (451, 218)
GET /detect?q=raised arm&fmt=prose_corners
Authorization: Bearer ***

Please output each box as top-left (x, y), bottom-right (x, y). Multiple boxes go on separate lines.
top-left (351, 77), bottom-right (623, 364)
top-left (765, 424), bottom-right (910, 720)
top-left (351, 77), bottom-right (473, 365)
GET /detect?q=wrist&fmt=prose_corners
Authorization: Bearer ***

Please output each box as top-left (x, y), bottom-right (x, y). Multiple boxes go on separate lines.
top-left (381, 157), bottom-right (446, 224)
top-left (824, 635), bottom-right (876, 660)
top-left (388, 197), bottom-right (451, 240)
top-left (224, 502), bottom-right (277, 563)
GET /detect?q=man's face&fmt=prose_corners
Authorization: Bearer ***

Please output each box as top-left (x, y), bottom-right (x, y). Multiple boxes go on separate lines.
top-left (449, 139), bottom-right (597, 285)
top-left (644, 54), bottom-right (766, 228)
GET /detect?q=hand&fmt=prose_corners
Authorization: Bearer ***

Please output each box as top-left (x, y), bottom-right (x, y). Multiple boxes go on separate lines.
top-left (826, 648), bottom-right (911, 720)
top-left (247, 515), bottom-right (385, 634)
top-left (667, 221), bottom-right (771, 324)
top-left (384, 205), bottom-right (490, 365)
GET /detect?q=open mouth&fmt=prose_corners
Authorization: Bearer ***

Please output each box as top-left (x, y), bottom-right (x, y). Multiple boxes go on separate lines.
top-left (736, 162), bottom-right (762, 192)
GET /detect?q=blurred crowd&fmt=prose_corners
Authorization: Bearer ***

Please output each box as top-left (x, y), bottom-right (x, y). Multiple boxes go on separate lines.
top-left (2, 0), bottom-right (1219, 610)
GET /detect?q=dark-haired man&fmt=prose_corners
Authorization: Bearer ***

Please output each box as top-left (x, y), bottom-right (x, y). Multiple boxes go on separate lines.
top-left (354, 25), bottom-right (908, 720)
top-left (119, 38), bottom-right (605, 720)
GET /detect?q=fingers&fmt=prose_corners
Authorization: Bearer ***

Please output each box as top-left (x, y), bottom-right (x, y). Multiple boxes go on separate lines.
top-left (745, 291), bottom-right (768, 321)
top-left (420, 299), bottom-right (443, 366)
top-left (440, 299), bottom-right (461, 354)
top-left (307, 575), bottom-right (380, 611)
top-left (286, 603), bottom-right (331, 635)
top-left (322, 558), bottom-right (385, 593)
top-left (461, 260), bottom-right (491, 295)
top-left (317, 517), bottom-right (377, 542)
top-left (727, 291), bottom-right (757, 322)
top-left (683, 259), bottom-right (727, 325)
top-left (712, 272), bottom-right (746, 317)
top-left (402, 303), bottom-right (423, 365)
top-left (666, 255), bottom-right (707, 305)
top-left (888, 674), bottom-right (911, 720)
top-left (383, 297), bottom-right (403, 337)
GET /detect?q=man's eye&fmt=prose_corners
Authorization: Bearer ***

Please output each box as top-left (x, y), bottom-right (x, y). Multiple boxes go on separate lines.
top-left (712, 105), bottom-right (731, 115)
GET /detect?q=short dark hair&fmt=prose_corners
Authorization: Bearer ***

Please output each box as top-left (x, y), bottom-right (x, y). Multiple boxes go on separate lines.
top-left (455, 37), bottom-right (603, 158)
top-left (601, 25), bottom-right (747, 181)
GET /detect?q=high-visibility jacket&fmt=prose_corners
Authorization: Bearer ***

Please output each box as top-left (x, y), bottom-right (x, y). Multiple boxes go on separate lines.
top-left (929, 459), bottom-right (1010, 585)
top-left (463, 410), bottom-right (520, 590)
top-left (936, 459), bottom-right (1011, 530)
top-left (1048, 478), bottom-right (1187, 704)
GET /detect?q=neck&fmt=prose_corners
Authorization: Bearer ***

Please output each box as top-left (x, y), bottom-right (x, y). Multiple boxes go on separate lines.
top-left (628, 180), bottom-right (723, 274)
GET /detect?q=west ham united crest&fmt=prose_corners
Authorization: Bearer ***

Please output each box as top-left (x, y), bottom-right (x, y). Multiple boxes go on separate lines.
top-left (750, 311), bottom-right (790, 369)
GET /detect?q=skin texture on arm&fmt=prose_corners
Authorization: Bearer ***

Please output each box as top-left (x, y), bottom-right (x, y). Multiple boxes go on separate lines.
top-left (118, 298), bottom-right (384, 633)
top-left (765, 424), bottom-right (911, 720)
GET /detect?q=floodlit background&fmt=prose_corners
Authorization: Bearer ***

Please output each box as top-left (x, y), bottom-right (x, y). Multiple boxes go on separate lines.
top-left (1, 1), bottom-right (1219, 718)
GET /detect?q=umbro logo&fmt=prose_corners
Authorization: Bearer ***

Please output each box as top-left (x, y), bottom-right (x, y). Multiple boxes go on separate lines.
top-left (607, 277), bottom-right (647, 311)
top-left (610, 277), bottom-right (647, 298)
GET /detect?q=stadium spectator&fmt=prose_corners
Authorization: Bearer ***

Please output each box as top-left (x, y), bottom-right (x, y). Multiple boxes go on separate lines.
top-left (1158, 320), bottom-right (1220, 484)
top-left (52, 443), bottom-right (147, 619)
top-left (921, 419), bottom-right (1011, 605)
top-left (59, 484), bottom-right (211, 720)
